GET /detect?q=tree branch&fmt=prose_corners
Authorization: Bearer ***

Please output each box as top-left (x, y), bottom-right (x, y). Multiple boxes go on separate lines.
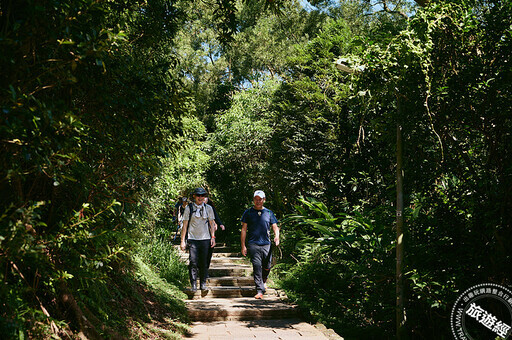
top-left (415, 0), bottom-right (429, 7)
top-left (379, 0), bottom-right (409, 20)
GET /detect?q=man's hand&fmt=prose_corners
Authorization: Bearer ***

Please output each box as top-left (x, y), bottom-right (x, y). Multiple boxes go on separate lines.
top-left (274, 236), bottom-right (280, 246)
top-left (241, 245), bottom-right (247, 256)
top-left (210, 237), bottom-right (216, 248)
top-left (180, 240), bottom-right (186, 251)
top-left (220, 224), bottom-right (225, 231)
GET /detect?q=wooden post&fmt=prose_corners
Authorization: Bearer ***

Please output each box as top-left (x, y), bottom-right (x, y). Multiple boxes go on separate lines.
top-left (396, 122), bottom-right (406, 339)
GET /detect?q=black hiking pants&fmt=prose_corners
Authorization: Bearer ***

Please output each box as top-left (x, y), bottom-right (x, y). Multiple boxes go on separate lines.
top-left (188, 239), bottom-right (210, 285)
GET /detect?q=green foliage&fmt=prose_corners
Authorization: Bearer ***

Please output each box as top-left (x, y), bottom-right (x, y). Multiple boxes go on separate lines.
top-left (207, 14), bottom-right (393, 220)
top-left (339, 0), bottom-right (512, 337)
top-left (133, 254), bottom-right (188, 303)
top-left (173, 0), bottom-right (328, 131)
top-left (229, 0), bottom-right (328, 83)
top-left (138, 115), bottom-right (210, 233)
top-left (0, 0), bottom-right (194, 337)
top-left (276, 197), bottom-right (395, 338)
top-left (2, 0), bottom-right (511, 338)
top-left (207, 1), bottom-right (511, 338)
top-left (137, 226), bottom-right (189, 288)
top-left (269, 18), bottom-right (370, 206)
top-left (205, 78), bottom-right (280, 234)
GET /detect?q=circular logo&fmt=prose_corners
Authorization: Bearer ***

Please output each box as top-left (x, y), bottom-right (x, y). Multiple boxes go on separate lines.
top-left (451, 283), bottom-right (512, 339)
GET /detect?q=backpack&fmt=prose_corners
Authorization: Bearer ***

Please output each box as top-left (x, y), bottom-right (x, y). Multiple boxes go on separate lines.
top-left (188, 203), bottom-right (211, 224)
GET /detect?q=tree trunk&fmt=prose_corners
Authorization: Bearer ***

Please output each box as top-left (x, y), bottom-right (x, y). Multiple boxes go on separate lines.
top-left (59, 283), bottom-right (103, 340)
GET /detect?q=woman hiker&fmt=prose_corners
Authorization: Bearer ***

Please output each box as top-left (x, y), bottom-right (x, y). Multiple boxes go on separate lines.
top-left (180, 187), bottom-right (216, 291)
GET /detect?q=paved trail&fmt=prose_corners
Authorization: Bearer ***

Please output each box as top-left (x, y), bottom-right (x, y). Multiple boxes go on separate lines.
top-left (185, 319), bottom-right (340, 339)
top-left (179, 245), bottom-right (342, 339)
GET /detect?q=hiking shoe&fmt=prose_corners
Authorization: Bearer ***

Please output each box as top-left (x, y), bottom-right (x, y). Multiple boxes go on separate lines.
top-left (200, 282), bottom-right (209, 291)
top-left (254, 293), bottom-right (264, 299)
top-left (190, 282), bottom-right (197, 292)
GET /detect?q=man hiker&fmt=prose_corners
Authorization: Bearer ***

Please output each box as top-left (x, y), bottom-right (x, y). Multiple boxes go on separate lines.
top-left (241, 190), bottom-right (280, 299)
top-left (180, 187), bottom-right (216, 291)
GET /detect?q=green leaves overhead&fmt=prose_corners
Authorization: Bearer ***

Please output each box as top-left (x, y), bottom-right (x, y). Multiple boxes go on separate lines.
top-left (208, 1), bottom-right (511, 337)
top-left (0, 0), bottom-right (194, 337)
top-left (2, 0), bottom-right (512, 338)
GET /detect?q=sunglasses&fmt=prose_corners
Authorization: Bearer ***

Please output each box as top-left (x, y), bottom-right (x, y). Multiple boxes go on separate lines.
top-left (196, 194), bottom-right (207, 197)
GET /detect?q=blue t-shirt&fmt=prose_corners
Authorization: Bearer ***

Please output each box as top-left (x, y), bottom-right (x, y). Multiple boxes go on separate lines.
top-left (241, 207), bottom-right (278, 246)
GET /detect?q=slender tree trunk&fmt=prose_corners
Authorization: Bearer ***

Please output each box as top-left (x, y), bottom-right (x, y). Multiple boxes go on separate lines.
top-left (396, 123), bottom-right (406, 339)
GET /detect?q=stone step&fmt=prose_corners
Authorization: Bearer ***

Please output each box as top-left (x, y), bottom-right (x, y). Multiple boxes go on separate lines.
top-left (212, 252), bottom-right (241, 257)
top-left (207, 263), bottom-right (252, 277)
top-left (176, 247), bottom-right (240, 258)
top-left (178, 256), bottom-right (247, 265)
top-left (184, 286), bottom-right (281, 300)
top-left (206, 276), bottom-right (254, 286)
top-left (173, 244), bottom-right (236, 252)
top-left (213, 245), bottom-right (235, 252)
top-left (186, 297), bottom-right (299, 321)
top-left (210, 256), bottom-right (246, 264)
top-left (186, 276), bottom-right (254, 287)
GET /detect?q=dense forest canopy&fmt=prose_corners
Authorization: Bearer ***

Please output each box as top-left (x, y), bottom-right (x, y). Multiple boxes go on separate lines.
top-left (1, 0), bottom-right (511, 338)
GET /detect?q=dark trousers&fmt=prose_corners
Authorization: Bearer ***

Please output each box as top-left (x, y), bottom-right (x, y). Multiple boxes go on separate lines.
top-left (247, 243), bottom-right (272, 294)
top-left (188, 239), bottom-right (210, 285)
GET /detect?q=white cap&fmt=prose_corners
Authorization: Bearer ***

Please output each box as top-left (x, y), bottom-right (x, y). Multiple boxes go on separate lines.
top-left (253, 190), bottom-right (266, 199)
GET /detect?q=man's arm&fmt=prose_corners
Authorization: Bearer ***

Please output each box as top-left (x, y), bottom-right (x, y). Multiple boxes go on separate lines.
top-left (214, 210), bottom-right (225, 231)
top-left (241, 222), bottom-right (248, 256)
top-left (180, 220), bottom-right (188, 251)
top-left (272, 223), bottom-right (280, 246)
top-left (212, 206), bottom-right (224, 229)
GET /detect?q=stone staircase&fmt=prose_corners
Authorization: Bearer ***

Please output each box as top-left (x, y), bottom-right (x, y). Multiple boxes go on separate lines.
top-left (179, 244), bottom-right (299, 322)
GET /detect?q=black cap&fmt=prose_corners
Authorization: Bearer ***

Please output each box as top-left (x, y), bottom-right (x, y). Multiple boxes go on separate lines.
top-left (193, 187), bottom-right (207, 195)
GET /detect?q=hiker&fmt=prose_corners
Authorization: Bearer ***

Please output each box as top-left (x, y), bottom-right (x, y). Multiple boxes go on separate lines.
top-left (173, 197), bottom-right (188, 241)
top-left (204, 197), bottom-right (225, 232)
top-left (173, 196), bottom-right (185, 222)
top-left (240, 190), bottom-right (280, 299)
top-left (180, 188), bottom-right (216, 291)
top-left (204, 197), bottom-right (225, 273)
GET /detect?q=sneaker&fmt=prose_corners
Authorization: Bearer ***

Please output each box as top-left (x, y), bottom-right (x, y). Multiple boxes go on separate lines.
top-left (254, 293), bottom-right (264, 299)
top-left (200, 282), bottom-right (209, 291)
top-left (191, 282), bottom-right (197, 292)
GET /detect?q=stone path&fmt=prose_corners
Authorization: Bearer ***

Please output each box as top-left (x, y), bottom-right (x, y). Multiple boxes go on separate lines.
top-left (178, 245), bottom-right (343, 339)
top-left (184, 319), bottom-right (341, 339)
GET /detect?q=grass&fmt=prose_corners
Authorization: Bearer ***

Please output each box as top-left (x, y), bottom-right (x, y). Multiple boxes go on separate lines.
top-left (124, 255), bottom-right (190, 339)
